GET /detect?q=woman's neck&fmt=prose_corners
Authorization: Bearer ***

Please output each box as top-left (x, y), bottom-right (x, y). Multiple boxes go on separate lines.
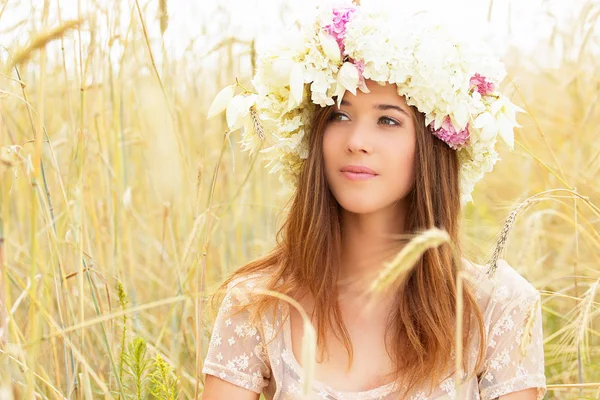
top-left (337, 202), bottom-right (408, 292)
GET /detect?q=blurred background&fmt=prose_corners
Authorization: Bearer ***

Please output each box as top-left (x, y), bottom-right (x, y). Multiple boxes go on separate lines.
top-left (0, 0), bottom-right (599, 398)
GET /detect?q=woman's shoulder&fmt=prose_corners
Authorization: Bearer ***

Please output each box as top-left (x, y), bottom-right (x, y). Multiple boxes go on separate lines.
top-left (220, 272), bottom-right (271, 307)
top-left (220, 271), bottom-right (287, 319)
top-left (462, 257), bottom-right (541, 314)
top-left (462, 259), bottom-right (547, 399)
top-left (225, 272), bottom-right (266, 291)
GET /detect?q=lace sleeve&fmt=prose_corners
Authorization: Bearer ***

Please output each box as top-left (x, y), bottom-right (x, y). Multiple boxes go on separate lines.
top-left (202, 278), bottom-right (271, 394)
top-left (478, 272), bottom-right (547, 400)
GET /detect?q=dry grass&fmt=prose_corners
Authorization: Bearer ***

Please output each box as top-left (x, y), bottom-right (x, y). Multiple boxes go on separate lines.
top-left (0, 0), bottom-right (599, 399)
top-left (8, 19), bottom-right (84, 68)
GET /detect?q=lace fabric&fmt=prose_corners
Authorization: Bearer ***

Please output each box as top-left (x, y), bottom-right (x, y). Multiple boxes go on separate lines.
top-left (202, 259), bottom-right (547, 399)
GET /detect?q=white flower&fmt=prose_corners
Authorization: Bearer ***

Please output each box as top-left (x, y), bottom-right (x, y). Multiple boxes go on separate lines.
top-left (473, 112), bottom-right (497, 142)
top-left (333, 62), bottom-right (359, 106)
top-left (318, 32), bottom-right (341, 64)
top-left (270, 56), bottom-right (295, 87)
top-left (453, 101), bottom-right (471, 131)
top-left (310, 72), bottom-right (335, 106)
top-left (207, 84), bottom-right (235, 118)
top-left (289, 62), bottom-right (305, 107)
top-left (491, 96), bottom-right (524, 149)
top-left (226, 94), bottom-right (256, 132)
top-left (473, 95), bottom-right (523, 149)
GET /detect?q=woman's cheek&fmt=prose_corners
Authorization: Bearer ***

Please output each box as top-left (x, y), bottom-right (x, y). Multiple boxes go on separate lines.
top-left (387, 145), bottom-right (416, 188)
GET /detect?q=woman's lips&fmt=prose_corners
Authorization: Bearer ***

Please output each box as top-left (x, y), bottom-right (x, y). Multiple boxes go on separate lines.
top-left (341, 171), bottom-right (378, 180)
top-left (340, 166), bottom-right (378, 181)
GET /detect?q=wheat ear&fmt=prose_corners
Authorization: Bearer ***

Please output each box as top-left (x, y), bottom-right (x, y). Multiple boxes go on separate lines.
top-left (487, 199), bottom-right (541, 277)
top-left (249, 105), bottom-right (265, 141)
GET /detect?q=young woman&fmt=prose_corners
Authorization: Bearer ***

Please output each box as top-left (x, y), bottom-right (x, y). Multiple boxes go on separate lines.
top-left (201, 3), bottom-right (546, 399)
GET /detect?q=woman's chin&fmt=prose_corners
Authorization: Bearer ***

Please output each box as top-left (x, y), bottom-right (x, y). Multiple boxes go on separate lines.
top-left (337, 199), bottom-right (382, 215)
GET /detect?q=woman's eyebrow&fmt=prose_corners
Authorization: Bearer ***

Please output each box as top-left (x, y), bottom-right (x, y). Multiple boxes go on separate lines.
top-left (339, 100), bottom-right (409, 117)
top-left (374, 104), bottom-right (410, 117)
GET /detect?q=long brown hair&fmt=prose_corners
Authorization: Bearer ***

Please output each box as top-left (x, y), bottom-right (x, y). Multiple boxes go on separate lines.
top-left (209, 99), bottom-right (486, 397)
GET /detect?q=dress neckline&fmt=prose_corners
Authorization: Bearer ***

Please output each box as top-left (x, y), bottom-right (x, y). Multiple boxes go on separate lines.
top-left (281, 302), bottom-right (399, 398)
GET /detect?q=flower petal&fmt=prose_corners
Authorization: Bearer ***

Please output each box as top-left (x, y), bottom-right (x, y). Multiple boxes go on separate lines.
top-left (473, 112), bottom-right (493, 129)
top-left (337, 62), bottom-right (359, 96)
top-left (358, 78), bottom-right (370, 93)
top-left (207, 84), bottom-right (235, 119)
top-left (497, 113), bottom-right (514, 149)
top-left (271, 57), bottom-right (293, 87)
top-left (226, 94), bottom-right (251, 131)
top-left (319, 32), bottom-right (341, 64)
top-left (454, 102), bottom-right (470, 130)
top-left (473, 112), bottom-right (498, 141)
top-left (334, 82), bottom-right (346, 108)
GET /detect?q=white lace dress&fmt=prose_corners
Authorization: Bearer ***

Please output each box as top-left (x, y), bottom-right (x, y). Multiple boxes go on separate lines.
top-left (202, 259), bottom-right (547, 399)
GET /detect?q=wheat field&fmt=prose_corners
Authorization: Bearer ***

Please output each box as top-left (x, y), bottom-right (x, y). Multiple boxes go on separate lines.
top-left (0, 0), bottom-right (599, 399)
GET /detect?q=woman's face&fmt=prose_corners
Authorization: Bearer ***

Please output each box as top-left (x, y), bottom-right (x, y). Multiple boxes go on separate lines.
top-left (323, 79), bottom-right (417, 215)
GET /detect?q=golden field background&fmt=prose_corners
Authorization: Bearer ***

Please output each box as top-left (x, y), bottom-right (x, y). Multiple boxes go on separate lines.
top-left (0, 0), bottom-right (599, 399)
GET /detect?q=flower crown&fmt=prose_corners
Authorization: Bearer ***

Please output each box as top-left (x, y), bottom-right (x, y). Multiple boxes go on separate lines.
top-left (208, 1), bottom-right (524, 206)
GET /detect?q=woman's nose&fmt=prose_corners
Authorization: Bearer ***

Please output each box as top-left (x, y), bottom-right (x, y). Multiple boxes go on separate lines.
top-left (346, 122), bottom-right (372, 154)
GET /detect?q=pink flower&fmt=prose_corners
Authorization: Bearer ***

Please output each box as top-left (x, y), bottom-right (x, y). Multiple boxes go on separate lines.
top-left (324, 7), bottom-right (356, 54)
top-left (470, 73), bottom-right (495, 96)
top-left (353, 58), bottom-right (366, 89)
top-left (353, 58), bottom-right (364, 74)
top-left (430, 117), bottom-right (470, 150)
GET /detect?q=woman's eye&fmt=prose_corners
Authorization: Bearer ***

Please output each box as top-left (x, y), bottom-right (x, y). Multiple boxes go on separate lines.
top-left (328, 113), bottom-right (400, 126)
top-left (329, 112), bottom-right (349, 122)
top-left (379, 116), bottom-right (401, 126)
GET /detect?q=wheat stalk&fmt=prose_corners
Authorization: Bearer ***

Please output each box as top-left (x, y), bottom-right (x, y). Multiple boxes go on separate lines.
top-left (567, 279), bottom-right (599, 358)
top-left (368, 228), bottom-right (451, 294)
top-left (486, 198), bottom-right (542, 278)
top-left (250, 105), bottom-right (265, 141)
top-left (519, 296), bottom-right (541, 357)
top-left (552, 278), bottom-right (600, 371)
top-left (158, 0), bottom-right (169, 36)
top-left (9, 19), bottom-right (84, 68)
